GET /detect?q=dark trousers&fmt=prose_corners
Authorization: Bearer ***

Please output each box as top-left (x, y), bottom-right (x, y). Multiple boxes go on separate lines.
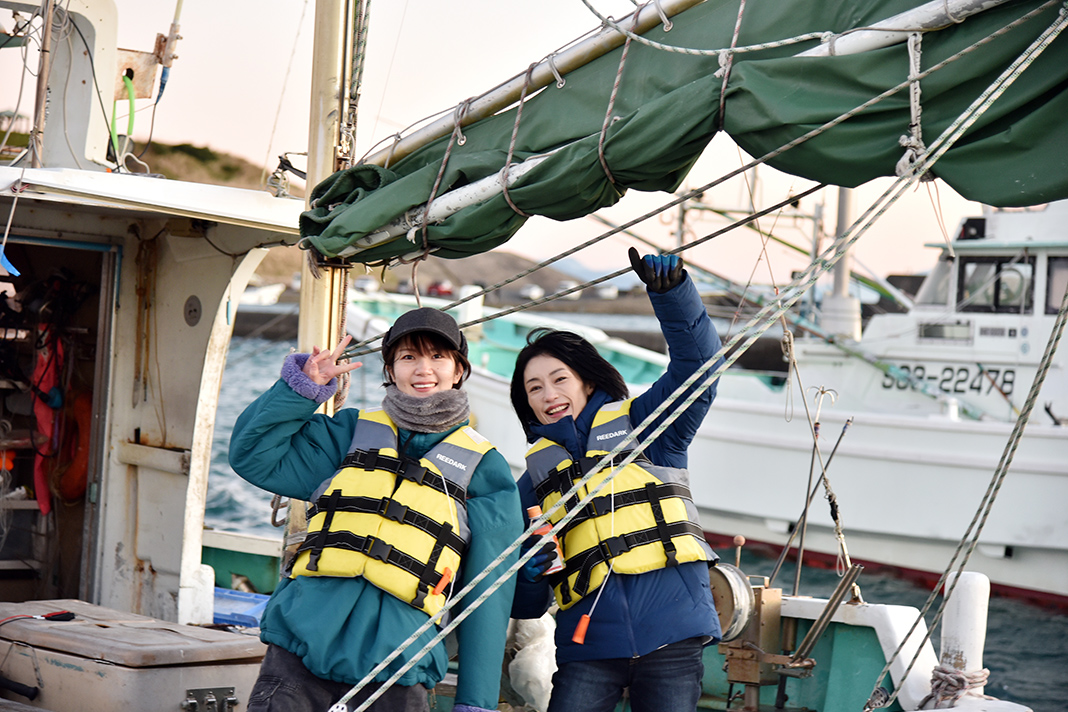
top-left (547, 636), bottom-right (705, 712)
top-left (247, 644), bottom-right (430, 712)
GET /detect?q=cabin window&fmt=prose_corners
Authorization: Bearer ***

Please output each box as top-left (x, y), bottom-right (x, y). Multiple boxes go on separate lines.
top-left (957, 256), bottom-right (1034, 314)
top-left (1048, 257), bottom-right (1068, 315)
top-left (914, 256), bottom-right (952, 306)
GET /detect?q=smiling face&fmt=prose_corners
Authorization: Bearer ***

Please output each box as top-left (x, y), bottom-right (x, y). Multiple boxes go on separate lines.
top-left (523, 354), bottom-right (594, 425)
top-left (387, 335), bottom-right (463, 397)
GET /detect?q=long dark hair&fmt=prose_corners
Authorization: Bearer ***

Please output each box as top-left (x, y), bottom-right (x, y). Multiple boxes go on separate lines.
top-left (510, 328), bottom-right (628, 435)
top-left (382, 332), bottom-right (471, 388)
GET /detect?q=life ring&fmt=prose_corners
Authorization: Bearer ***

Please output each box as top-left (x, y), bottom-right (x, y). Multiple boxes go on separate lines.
top-left (55, 392), bottom-right (92, 501)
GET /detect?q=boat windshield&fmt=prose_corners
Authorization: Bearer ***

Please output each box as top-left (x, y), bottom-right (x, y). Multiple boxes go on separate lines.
top-left (914, 257), bottom-right (952, 307)
top-left (957, 255), bottom-right (1035, 314)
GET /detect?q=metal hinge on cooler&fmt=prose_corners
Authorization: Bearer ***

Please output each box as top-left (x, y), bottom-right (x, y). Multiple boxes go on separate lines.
top-left (180, 687), bottom-right (238, 711)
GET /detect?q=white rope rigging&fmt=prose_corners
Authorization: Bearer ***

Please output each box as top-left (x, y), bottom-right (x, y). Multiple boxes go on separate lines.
top-left (919, 665), bottom-right (992, 709)
top-left (780, 334), bottom-right (855, 584)
top-left (331, 58), bottom-right (1026, 701)
top-left (863, 9), bottom-right (1068, 709)
top-left (319, 5), bottom-right (1068, 710)
top-left (340, 184), bottom-right (823, 359)
top-left (259, 0), bottom-right (310, 187)
top-left (715, 0), bottom-right (746, 130)
top-left (896, 31), bottom-right (933, 179)
top-left (578, 0), bottom-right (832, 57)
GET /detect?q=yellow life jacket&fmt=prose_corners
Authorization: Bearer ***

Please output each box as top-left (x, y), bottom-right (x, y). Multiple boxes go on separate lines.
top-left (290, 409), bottom-right (495, 617)
top-left (526, 399), bottom-right (713, 611)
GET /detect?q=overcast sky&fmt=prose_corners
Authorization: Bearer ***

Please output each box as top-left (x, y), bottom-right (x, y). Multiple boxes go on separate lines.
top-left (0, 0), bottom-right (984, 284)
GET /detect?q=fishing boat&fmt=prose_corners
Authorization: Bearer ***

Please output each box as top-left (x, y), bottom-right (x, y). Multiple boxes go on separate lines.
top-left (0, 0), bottom-right (1062, 710)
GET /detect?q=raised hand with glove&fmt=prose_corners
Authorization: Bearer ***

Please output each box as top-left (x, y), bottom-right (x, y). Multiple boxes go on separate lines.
top-left (628, 246), bottom-right (685, 293)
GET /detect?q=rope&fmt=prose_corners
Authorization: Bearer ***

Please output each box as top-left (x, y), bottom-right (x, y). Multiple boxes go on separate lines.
top-left (715, 0), bottom-right (746, 131)
top-left (335, 0), bottom-right (373, 168)
top-left (325, 18), bottom-right (1066, 706)
top-left (869, 270), bottom-right (1068, 712)
top-left (597, 12), bottom-right (641, 186)
top-left (863, 13), bottom-right (1068, 709)
top-left (2, 169), bottom-right (28, 262)
top-left (652, 0), bottom-right (672, 31)
top-left (332, 99), bottom-right (988, 706)
top-left (333, 269), bottom-right (351, 410)
top-left (943, 0), bottom-right (967, 25)
top-left (918, 665), bottom-right (992, 709)
top-left (778, 335), bottom-right (854, 589)
top-left (895, 32), bottom-right (932, 180)
top-left (339, 0), bottom-right (1056, 363)
top-left (419, 99), bottom-right (472, 255)
top-left (502, 64), bottom-right (536, 218)
top-left (349, 12), bottom-right (1068, 698)
top-left (259, 0), bottom-right (311, 186)
top-left (578, 0), bottom-right (831, 58)
top-left (547, 52), bottom-right (566, 88)
top-left (341, 184), bottom-right (823, 359)
top-left (767, 416), bottom-right (854, 588)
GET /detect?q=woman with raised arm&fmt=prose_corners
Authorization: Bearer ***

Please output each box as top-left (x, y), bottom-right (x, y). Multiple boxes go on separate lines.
top-left (229, 308), bottom-right (521, 712)
top-left (510, 249), bottom-right (724, 712)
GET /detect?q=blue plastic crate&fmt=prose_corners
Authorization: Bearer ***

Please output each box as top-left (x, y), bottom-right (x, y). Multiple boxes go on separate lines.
top-left (213, 587), bottom-right (269, 627)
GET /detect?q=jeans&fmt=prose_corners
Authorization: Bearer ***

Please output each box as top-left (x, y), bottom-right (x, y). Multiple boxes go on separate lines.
top-left (546, 637), bottom-right (705, 712)
top-left (247, 644), bottom-right (430, 712)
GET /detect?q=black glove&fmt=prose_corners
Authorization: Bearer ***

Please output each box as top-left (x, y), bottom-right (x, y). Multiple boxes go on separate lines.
top-left (518, 539), bottom-right (558, 583)
top-left (629, 247), bottom-right (685, 293)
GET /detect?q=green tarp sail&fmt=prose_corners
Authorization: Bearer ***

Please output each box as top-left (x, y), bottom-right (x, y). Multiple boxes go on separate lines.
top-left (300, 0), bottom-right (1068, 264)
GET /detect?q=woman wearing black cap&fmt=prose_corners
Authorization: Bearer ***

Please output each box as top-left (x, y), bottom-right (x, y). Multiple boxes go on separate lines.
top-left (229, 308), bottom-right (521, 712)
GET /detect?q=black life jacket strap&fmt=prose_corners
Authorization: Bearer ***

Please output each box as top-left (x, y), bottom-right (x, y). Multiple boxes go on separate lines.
top-left (645, 481), bottom-right (678, 567)
top-left (556, 481), bottom-right (693, 537)
top-left (305, 489), bottom-right (342, 572)
top-left (533, 451), bottom-right (652, 507)
top-left (341, 448), bottom-right (466, 505)
top-left (412, 522), bottom-right (454, 611)
top-left (294, 531), bottom-right (424, 580)
top-left (306, 494), bottom-right (466, 556)
top-left (567, 520), bottom-right (704, 598)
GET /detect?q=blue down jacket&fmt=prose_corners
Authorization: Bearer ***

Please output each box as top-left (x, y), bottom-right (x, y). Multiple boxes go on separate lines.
top-left (511, 275), bottom-right (723, 664)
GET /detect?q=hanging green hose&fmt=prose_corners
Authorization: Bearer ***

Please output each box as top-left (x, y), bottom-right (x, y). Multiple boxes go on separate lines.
top-left (110, 74), bottom-right (137, 165)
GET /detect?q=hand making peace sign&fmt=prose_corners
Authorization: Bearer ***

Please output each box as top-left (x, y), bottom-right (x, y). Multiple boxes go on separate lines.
top-left (302, 334), bottom-right (364, 386)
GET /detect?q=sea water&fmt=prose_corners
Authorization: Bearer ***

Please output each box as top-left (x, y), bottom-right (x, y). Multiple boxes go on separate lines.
top-left (208, 337), bottom-right (1067, 711)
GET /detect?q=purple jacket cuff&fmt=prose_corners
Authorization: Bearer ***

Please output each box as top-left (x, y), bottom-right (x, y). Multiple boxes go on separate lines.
top-left (281, 353), bottom-right (337, 404)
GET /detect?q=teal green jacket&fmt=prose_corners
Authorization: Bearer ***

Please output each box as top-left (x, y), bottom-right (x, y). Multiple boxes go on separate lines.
top-left (229, 375), bottom-right (521, 709)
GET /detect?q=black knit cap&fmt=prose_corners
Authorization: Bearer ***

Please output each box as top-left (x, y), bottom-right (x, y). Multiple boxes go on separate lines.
top-left (382, 307), bottom-right (468, 357)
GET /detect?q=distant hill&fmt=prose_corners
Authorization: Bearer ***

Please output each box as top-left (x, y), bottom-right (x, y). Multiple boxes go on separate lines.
top-left (0, 133), bottom-right (287, 193)
top-left (138, 142), bottom-right (297, 194)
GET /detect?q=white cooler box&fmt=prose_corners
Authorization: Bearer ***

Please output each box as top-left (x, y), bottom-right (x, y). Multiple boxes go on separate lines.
top-left (0, 599), bottom-right (266, 711)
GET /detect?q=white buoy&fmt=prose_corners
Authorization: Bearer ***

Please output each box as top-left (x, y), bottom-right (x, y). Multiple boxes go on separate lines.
top-left (941, 571), bottom-right (990, 697)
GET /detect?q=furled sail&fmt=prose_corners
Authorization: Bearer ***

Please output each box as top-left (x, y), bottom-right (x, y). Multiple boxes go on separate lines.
top-left (299, 0), bottom-right (1068, 264)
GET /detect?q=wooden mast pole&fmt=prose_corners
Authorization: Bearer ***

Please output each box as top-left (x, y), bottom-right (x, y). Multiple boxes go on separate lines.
top-left (286, 0), bottom-right (352, 567)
